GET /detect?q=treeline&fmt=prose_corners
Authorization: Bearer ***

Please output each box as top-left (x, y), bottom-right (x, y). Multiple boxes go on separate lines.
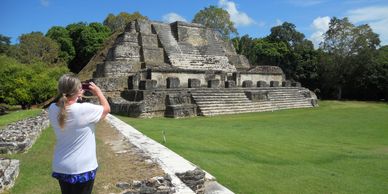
top-left (232, 18), bottom-right (388, 100)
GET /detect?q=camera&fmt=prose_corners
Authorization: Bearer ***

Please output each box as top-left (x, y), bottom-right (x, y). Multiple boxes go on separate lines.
top-left (81, 82), bottom-right (91, 90)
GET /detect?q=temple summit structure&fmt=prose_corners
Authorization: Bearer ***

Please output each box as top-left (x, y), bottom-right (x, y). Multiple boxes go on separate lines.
top-left (80, 19), bottom-right (318, 118)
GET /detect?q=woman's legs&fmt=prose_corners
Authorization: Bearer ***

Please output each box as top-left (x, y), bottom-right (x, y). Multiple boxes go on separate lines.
top-left (58, 179), bottom-right (95, 194)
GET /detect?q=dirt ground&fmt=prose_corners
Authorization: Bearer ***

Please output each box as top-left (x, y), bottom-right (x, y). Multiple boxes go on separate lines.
top-left (93, 120), bottom-right (165, 193)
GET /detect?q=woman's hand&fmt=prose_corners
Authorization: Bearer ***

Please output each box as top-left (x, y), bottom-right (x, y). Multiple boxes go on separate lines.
top-left (88, 82), bottom-right (103, 96)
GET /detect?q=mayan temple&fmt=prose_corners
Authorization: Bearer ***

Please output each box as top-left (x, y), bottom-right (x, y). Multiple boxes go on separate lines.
top-left (80, 19), bottom-right (318, 118)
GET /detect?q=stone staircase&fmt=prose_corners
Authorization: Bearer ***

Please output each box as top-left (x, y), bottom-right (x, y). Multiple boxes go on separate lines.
top-left (151, 22), bottom-right (236, 72)
top-left (190, 88), bottom-right (314, 116)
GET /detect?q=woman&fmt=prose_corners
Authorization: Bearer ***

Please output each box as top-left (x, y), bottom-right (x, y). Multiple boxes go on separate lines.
top-left (48, 73), bottom-right (110, 194)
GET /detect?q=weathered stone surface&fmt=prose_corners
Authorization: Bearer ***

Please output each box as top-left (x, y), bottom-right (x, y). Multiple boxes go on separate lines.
top-left (119, 175), bottom-right (175, 194)
top-left (292, 82), bottom-right (301, 87)
top-left (257, 81), bottom-right (268, 87)
top-left (245, 91), bottom-right (269, 101)
top-left (142, 47), bottom-right (164, 64)
top-left (270, 81), bottom-right (279, 87)
top-left (176, 168), bottom-right (206, 194)
top-left (242, 80), bottom-right (253, 88)
top-left (93, 77), bottom-right (128, 92)
top-left (139, 80), bottom-right (157, 90)
top-left (188, 79), bottom-right (201, 88)
top-left (139, 33), bottom-right (159, 48)
top-left (0, 158), bottom-right (19, 193)
top-left (248, 66), bottom-right (284, 75)
top-left (165, 93), bottom-right (197, 118)
top-left (116, 32), bottom-right (139, 44)
top-left (225, 80), bottom-right (236, 88)
top-left (166, 77), bottom-right (180, 88)
top-left (135, 20), bottom-right (152, 34)
top-left (0, 110), bottom-right (49, 154)
top-left (207, 80), bottom-right (220, 88)
top-left (282, 81), bottom-right (291, 87)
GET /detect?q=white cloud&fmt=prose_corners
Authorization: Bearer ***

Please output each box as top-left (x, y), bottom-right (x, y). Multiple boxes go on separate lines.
top-left (218, 0), bottom-right (255, 26)
top-left (40, 0), bottom-right (49, 7)
top-left (309, 16), bottom-right (330, 48)
top-left (162, 13), bottom-right (187, 23)
top-left (347, 6), bottom-right (388, 45)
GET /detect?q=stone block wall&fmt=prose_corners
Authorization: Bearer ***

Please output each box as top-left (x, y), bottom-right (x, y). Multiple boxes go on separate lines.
top-left (0, 110), bottom-right (49, 154)
top-left (0, 158), bottom-right (19, 193)
top-left (239, 73), bottom-right (283, 87)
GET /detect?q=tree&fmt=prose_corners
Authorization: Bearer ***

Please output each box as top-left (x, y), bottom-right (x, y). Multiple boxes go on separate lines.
top-left (265, 22), bottom-right (318, 86)
top-left (17, 32), bottom-right (60, 64)
top-left (0, 55), bottom-right (68, 108)
top-left (368, 45), bottom-right (388, 100)
top-left (253, 38), bottom-right (290, 66)
top-left (66, 22), bottom-right (111, 73)
top-left (103, 12), bottom-right (148, 32)
top-left (193, 5), bottom-right (238, 39)
top-left (320, 17), bottom-right (380, 99)
top-left (267, 22), bottom-right (305, 49)
top-left (232, 35), bottom-right (257, 64)
top-left (46, 26), bottom-right (76, 63)
top-left (0, 34), bottom-right (11, 54)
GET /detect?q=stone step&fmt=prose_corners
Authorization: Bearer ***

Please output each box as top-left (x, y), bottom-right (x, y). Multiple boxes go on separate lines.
top-left (198, 100), bottom-right (311, 109)
top-left (195, 100), bottom-right (256, 105)
top-left (198, 106), bottom-right (311, 116)
top-left (192, 93), bottom-right (247, 97)
top-left (200, 108), bottom-right (277, 116)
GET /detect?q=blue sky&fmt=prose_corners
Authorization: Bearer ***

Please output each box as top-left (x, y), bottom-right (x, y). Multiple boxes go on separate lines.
top-left (1, 0), bottom-right (388, 47)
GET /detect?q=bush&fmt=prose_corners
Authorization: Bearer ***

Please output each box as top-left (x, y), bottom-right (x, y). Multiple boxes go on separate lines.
top-left (0, 55), bottom-right (68, 108)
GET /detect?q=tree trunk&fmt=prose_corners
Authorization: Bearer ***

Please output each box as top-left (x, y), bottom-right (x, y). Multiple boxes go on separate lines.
top-left (336, 86), bottom-right (342, 100)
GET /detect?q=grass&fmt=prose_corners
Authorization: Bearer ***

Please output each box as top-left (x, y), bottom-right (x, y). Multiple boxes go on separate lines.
top-left (1, 101), bottom-right (387, 193)
top-left (0, 108), bottom-right (42, 128)
top-left (116, 101), bottom-right (388, 194)
top-left (2, 127), bottom-right (59, 194)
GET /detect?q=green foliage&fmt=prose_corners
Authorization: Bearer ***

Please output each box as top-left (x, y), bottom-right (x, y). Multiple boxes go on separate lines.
top-left (267, 22), bottom-right (305, 48)
top-left (193, 5), bottom-right (238, 39)
top-left (0, 34), bottom-right (11, 54)
top-left (103, 12), bottom-right (148, 32)
top-left (118, 101), bottom-right (388, 194)
top-left (66, 22), bottom-right (111, 73)
top-left (369, 46), bottom-right (388, 100)
top-left (46, 26), bottom-right (76, 63)
top-left (253, 38), bottom-right (290, 66)
top-left (0, 55), bottom-right (68, 108)
top-left (319, 17), bottom-right (380, 99)
top-left (17, 32), bottom-right (60, 64)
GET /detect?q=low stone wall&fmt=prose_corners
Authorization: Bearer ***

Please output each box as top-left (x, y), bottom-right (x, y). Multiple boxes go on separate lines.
top-left (117, 175), bottom-right (175, 194)
top-left (0, 158), bottom-right (19, 193)
top-left (0, 110), bottom-right (49, 154)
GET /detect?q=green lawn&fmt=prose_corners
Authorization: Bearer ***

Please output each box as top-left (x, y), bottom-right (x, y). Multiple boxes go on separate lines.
top-left (0, 108), bottom-right (42, 128)
top-left (117, 101), bottom-right (388, 194)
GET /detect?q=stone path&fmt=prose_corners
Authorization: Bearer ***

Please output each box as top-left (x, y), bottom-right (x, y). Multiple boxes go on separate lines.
top-left (93, 120), bottom-right (170, 193)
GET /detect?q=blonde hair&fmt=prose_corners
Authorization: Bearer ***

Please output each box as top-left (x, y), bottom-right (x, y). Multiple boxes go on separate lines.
top-left (56, 73), bottom-right (81, 129)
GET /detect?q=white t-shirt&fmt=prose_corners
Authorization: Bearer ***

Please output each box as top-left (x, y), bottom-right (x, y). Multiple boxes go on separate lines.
top-left (48, 102), bottom-right (103, 174)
